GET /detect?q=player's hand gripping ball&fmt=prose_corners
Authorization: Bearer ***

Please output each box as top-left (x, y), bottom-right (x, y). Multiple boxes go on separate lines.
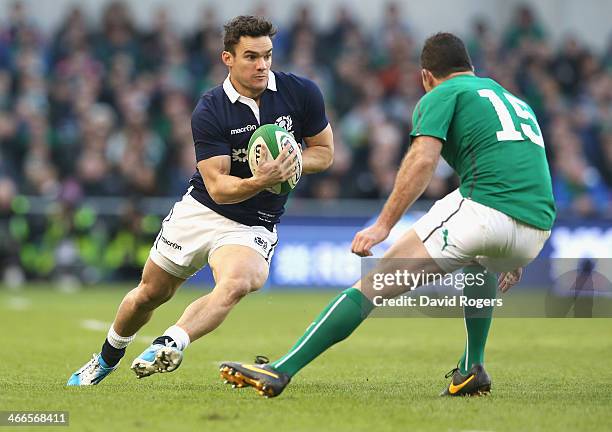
top-left (248, 124), bottom-right (302, 194)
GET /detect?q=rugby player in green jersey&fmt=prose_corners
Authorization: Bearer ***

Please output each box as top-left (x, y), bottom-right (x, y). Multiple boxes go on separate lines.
top-left (220, 32), bottom-right (556, 398)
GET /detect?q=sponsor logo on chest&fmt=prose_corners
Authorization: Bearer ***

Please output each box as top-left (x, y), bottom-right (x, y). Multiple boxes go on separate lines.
top-left (231, 124), bottom-right (257, 135)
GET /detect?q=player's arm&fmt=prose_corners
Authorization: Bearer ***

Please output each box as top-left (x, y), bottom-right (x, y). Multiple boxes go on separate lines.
top-left (376, 136), bottom-right (442, 230)
top-left (351, 136), bottom-right (443, 256)
top-left (198, 145), bottom-right (295, 205)
top-left (300, 76), bottom-right (333, 174)
top-left (302, 124), bottom-right (334, 174)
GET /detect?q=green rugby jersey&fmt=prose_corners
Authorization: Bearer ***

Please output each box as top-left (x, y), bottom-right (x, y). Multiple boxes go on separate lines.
top-left (410, 74), bottom-right (556, 230)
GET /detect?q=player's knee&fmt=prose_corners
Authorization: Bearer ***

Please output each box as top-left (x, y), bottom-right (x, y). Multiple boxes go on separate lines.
top-left (134, 278), bottom-right (175, 308)
top-left (219, 272), bottom-right (266, 305)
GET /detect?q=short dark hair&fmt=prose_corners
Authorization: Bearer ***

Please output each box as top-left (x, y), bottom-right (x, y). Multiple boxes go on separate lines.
top-left (420, 32), bottom-right (473, 78)
top-left (223, 15), bottom-right (277, 54)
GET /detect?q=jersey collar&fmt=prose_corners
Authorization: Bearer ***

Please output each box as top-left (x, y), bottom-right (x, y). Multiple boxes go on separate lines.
top-left (223, 71), bottom-right (277, 104)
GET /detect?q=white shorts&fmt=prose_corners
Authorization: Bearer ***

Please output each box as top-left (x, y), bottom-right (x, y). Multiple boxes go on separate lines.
top-left (413, 189), bottom-right (550, 273)
top-left (149, 191), bottom-right (278, 279)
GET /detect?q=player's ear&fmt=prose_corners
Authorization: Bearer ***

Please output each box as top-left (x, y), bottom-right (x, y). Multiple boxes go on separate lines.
top-left (420, 69), bottom-right (429, 90)
top-left (221, 51), bottom-right (233, 67)
top-left (421, 69), bottom-right (434, 92)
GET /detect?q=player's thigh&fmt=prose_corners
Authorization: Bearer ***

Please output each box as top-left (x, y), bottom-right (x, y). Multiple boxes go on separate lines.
top-left (476, 210), bottom-right (551, 273)
top-left (149, 192), bottom-right (221, 280)
top-left (208, 222), bottom-right (277, 291)
top-left (412, 190), bottom-right (487, 270)
top-left (137, 257), bottom-right (185, 303)
top-left (358, 229), bottom-right (445, 300)
top-left (415, 191), bottom-right (550, 273)
top-left (359, 190), bottom-right (493, 299)
top-left (208, 245), bottom-right (270, 295)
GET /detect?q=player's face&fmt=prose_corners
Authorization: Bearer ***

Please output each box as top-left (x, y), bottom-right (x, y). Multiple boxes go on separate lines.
top-left (223, 36), bottom-right (273, 99)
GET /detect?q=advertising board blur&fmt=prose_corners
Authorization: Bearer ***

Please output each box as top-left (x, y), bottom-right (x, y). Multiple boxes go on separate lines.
top-left (189, 214), bottom-right (612, 288)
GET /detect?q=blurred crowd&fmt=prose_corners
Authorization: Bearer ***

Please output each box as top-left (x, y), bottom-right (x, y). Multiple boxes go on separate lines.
top-left (0, 1), bottom-right (610, 205)
top-left (0, 1), bottom-right (611, 283)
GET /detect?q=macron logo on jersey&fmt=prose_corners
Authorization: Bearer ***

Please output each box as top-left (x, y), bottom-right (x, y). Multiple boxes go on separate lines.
top-left (231, 124), bottom-right (257, 135)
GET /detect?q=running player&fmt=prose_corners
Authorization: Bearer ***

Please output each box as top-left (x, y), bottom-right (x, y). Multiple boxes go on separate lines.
top-left (67, 15), bottom-right (333, 386)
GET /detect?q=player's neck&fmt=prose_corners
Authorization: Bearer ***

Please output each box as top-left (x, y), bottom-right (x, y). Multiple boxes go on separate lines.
top-left (446, 71), bottom-right (475, 79)
top-left (435, 71), bottom-right (475, 86)
top-left (427, 71), bottom-right (475, 91)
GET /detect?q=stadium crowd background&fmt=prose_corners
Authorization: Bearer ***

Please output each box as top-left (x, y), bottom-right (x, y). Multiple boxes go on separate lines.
top-left (0, 1), bottom-right (610, 283)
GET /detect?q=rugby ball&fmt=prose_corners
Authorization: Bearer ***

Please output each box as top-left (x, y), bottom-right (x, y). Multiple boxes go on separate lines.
top-left (247, 124), bottom-right (302, 195)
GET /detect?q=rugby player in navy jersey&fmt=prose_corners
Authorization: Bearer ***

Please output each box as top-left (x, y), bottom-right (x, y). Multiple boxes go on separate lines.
top-left (67, 15), bottom-right (333, 385)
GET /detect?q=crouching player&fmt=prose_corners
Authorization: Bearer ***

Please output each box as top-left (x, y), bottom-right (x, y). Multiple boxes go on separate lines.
top-left (67, 16), bottom-right (333, 386)
top-left (219, 32), bottom-right (555, 398)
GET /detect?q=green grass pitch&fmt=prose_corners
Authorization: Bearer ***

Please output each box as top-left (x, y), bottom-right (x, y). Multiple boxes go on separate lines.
top-left (1, 286), bottom-right (611, 432)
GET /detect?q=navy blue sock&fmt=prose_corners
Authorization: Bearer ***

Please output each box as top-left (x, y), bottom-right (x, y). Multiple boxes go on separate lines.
top-left (100, 340), bottom-right (125, 367)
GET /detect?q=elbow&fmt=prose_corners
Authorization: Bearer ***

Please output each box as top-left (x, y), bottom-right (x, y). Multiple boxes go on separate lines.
top-left (207, 185), bottom-right (229, 205)
top-left (410, 137), bottom-right (442, 174)
top-left (413, 155), bottom-right (438, 174)
top-left (211, 195), bottom-right (230, 205)
top-left (322, 149), bottom-right (334, 171)
top-left (302, 148), bottom-right (334, 174)
top-left (318, 147), bottom-right (335, 171)
top-left (211, 195), bottom-right (232, 205)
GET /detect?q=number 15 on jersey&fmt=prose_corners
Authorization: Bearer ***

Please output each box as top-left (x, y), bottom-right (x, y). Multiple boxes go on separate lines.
top-left (478, 89), bottom-right (545, 148)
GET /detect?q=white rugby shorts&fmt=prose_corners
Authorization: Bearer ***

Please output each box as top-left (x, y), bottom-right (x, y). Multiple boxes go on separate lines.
top-left (413, 189), bottom-right (550, 273)
top-left (149, 190), bottom-right (278, 279)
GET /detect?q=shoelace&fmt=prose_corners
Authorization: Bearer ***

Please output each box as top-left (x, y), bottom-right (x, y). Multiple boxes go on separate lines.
top-left (80, 354), bottom-right (101, 376)
top-left (445, 361), bottom-right (465, 379)
top-left (254, 355), bottom-right (270, 365)
top-left (445, 367), bottom-right (459, 379)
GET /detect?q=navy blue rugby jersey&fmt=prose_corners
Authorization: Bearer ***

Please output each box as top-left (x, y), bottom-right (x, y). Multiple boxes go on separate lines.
top-left (189, 71), bottom-right (328, 230)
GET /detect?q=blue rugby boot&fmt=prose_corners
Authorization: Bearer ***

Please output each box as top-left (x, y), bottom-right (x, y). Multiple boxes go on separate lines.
top-left (130, 343), bottom-right (183, 379)
top-left (67, 353), bottom-right (118, 386)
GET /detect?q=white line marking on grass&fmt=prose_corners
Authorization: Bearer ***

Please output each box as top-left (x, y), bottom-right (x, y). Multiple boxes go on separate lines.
top-left (7, 296), bottom-right (31, 310)
top-left (135, 335), bottom-right (154, 344)
top-left (81, 319), bottom-right (110, 331)
top-left (79, 319), bottom-right (153, 344)
top-left (56, 283), bottom-right (81, 294)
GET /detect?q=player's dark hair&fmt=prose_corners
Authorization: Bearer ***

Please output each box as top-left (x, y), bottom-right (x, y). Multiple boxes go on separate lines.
top-left (223, 15), bottom-right (277, 54)
top-left (421, 32), bottom-right (473, 78)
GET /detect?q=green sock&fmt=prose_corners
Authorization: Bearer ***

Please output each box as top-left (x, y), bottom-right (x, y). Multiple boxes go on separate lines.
top-left (458, 265), bottom-right (497, 374)
top-left (271, 287), bottom-right (374, 377)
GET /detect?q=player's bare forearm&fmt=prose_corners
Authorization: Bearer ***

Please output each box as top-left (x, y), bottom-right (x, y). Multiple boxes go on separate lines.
top-left (302, 124), bottom-right (334, 174)
top-left (207, 174), bottom-right (267, 204)
top-left (376, 136), bottom-right (443, 230)
top-left (198, 146), bottom-right (296, 205)
top-left (302, 146), bottom-right (333, 174)
top-left (197, 156), bottom-right (266, 204)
